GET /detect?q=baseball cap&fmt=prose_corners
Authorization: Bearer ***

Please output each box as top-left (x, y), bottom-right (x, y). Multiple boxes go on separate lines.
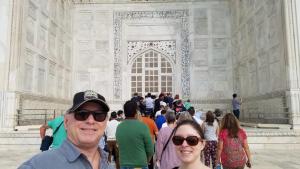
top-left (68, 90), bottom-right (110, 113)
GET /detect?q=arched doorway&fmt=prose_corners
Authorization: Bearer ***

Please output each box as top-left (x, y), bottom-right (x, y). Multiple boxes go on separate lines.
top-left (131, 49), bottom-right (173, 97)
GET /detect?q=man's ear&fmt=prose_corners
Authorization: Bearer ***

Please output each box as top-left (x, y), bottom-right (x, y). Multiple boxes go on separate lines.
top-left (64, 114), bottom-right (70, 129)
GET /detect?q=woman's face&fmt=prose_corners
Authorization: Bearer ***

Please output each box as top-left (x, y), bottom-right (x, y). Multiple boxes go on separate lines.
top-left (173, 124), bottom-right (205, 164)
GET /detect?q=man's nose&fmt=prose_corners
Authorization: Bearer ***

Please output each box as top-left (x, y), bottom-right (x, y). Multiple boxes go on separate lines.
top-left (86, 113), bottom-right (96, 123)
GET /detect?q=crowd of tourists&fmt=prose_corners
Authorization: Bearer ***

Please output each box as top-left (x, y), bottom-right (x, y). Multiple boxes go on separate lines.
top-left (18, 90), bottom-right (251, 169)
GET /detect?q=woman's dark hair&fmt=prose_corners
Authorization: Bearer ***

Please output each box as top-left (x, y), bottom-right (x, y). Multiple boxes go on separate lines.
top-left (173, 119), bottom-right (204, 139)
top-left (205, 111), bottom-right (215, 126)
top-left (220, 113), bottom-right (240, 138)
top-left (123, 100), bottom-right (137, 118)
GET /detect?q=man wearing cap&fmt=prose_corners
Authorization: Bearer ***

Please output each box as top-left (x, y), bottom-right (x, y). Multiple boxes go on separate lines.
top-left (18, 90), bottom-right (111, 169)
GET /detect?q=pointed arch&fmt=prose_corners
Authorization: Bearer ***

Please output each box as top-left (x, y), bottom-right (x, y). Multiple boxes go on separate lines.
top-left (130, 49), bottom-right (174, 97)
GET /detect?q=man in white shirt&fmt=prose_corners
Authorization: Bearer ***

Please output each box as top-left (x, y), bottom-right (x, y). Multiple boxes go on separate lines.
top-left (188, 107), bottom-right (203, 125)
top-left (155, 101), bottom-right (167, 118)
top-left (106, 111), bottom-right (120, 169)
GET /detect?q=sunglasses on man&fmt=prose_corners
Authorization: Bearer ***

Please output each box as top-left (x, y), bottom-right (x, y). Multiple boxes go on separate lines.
top-left (172, 135), bottom-right (202, 146)
top-left (73, 110), bottom-right (107, 122)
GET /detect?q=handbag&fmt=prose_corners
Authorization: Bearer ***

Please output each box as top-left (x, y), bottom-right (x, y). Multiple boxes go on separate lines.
top-left (40, 121), bottom-right (63, 151)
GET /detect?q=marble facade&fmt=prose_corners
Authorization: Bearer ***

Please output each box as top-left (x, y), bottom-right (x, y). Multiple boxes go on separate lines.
top-left (0, 0), bottom-right (300, 129)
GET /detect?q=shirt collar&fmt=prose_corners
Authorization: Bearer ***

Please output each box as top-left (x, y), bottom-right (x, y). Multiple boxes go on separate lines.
top-left (59, 139), bottom-right (81, 162)
top-left (59, 139), bottom-right (108, 163)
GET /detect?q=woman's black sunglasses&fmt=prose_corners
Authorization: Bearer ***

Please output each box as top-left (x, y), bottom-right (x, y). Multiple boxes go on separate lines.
top-left (172, 135), bottom-right (202, 146)
top-left (73, 110), bottom-right (107, 122)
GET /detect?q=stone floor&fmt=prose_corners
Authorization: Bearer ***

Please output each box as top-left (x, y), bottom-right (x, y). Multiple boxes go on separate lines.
top-left (2, 148), bottom-right (300, 169)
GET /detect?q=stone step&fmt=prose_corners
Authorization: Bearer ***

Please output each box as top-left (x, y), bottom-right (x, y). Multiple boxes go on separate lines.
top-left (0, 127), bottom-right (300, 149)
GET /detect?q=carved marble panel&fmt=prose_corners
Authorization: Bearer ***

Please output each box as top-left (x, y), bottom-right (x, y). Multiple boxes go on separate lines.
top-left (48, 33), bottom-right (56, 56)
top-left (56, 67), bottom-right (63, 97)
top-left (267, 14), bottom-right (281, 48)
top-left (77, 40), bottom-right (92, 50)
top-left (95, 40), bottom-right (109, 53)
top-left (255, 21), bottom-right (267, 53)
top-left (77, 21), bottom-right (93, 39)
top-left (78, 50), bottom-right (94, 69)
top-left (40, 0), bottom-right (49, 15)
top-left (94, 23), bottom-right (109, 39)
top-left (49, 62), bottom-right (56, 75)
top-left (255, 6), bottom-right (265, 25)
top-left (64, 45), bottom-right (71, 66)
top-left (212, 49), bottom-right (227, 66)
top-left (194, 9), bottom-right (207, 35)
top-left (49, 21), bottom-right (56, 35)
top-left (39, 12), bottom-right (48, 28)
top-left (211, 8), bottom-right (228, 35)
top-left (25, 49), bottom-right (34, 65)
top-left (38, 26), bottom-right (47, 52)
top-left (28, 0), bottom-right (37, 20)
top-left (254, 0), bottom-right (264, 10)
top-left (213, 38), bottom-right (227, 49)
top-left (78, 11), bottom-right (93, 21)
top-left (249, 72), bottom-right (257, 95)
top-left (57, 40), bottom-right (64, 62)
top-left (127, 41), bottom-right (176, 63)
top-left (26, 17), bottom-right (35, 45)
top-left (258, 67), bottom-right (270, 94)
top-left (49, 0), bottom-right (56, 19)
top-left (38, 55), bottom-right (46, 69)
top-left (268, 45), bottom-right (281, 64)
top-left (210, 70), bottom-right (227, 81)
top-left (58, 1), bottom-right (65, 22)
top-left (37, 56), bottom-right (46, 93)
top-left (193, 49), bottom-right (208, 67)
top-left (113, 10), bottom-right (190, 99)
top-left (194, 38), bottom-right (208, 49)
top-left (269, 61), bottom-right (282, 91)
top-left (214, 81), bottom-right (228, 91)
top-left (37, 68), bottom-right (46, 93)
top-left (76, 71), bottom-right (91, 90)
top-left (265, 0), bottom-right (280, 17)
top-left (24, 63), bottom-right (34, 91)
top-left (248, 59), bottom-right (257, 73)
top-left (247, 18), bottom-right (255, 53)
top-left (257, 51), bottom-right (268, 68)
top-left (195, 70), bottom-right (209, 81)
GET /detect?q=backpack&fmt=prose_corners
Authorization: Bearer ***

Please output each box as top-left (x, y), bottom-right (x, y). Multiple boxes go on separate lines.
top-left (223, 137), bottom-right (246, 168)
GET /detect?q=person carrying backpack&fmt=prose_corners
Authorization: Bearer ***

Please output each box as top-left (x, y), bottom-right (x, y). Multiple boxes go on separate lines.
top-left (216, 113), bottom-right (252, 169)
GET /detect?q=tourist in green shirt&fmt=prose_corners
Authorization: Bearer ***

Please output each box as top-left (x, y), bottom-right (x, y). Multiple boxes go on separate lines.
top-left (40, 115), bottom-right (67, 149)
top-left (116, 100), bottom-right (154, 169)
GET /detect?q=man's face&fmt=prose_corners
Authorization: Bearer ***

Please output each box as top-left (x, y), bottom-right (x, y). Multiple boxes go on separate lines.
top-left (64, 102), bottom-right (108, 149)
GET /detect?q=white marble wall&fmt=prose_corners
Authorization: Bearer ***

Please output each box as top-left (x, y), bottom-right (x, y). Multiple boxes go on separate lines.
top-left (190, 3), bottom-right (232, 102)
top-left (284, 0), bottom-right (300, 129)
top-left (0, 0), bottom-right (73, 129)
top-left (0, 0), bottom-right (14, 129)
top-left (18, 0), bottom-right (73, 103)
top-left (230, 0), bottom-right (288, 122)
top-left (73, 1), bottom-right (232, 112)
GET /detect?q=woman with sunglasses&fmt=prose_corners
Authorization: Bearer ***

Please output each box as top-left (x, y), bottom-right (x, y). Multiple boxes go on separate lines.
top-left (172, 120), bottom-right (210, 169)
top-left (216, 113), bottom-right (251, 169)
top-left (156, 111), bottom-right (181, 169)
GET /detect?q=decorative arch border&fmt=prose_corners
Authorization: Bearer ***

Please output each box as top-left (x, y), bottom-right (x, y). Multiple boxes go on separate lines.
top-left (128, 40), bottom-right (176, 64)
top-left (128, 46), bottom-right (176, 67)
top-left (113, 10), bottom-right (190, 99)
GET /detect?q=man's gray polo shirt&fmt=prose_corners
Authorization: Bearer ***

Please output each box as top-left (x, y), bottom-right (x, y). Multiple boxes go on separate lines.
top-left (18, 139), bottom-right (110, 169)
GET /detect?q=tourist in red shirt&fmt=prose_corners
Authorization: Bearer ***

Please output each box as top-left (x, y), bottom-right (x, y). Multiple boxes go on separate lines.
top-left (216, 113), bottom-right (252, 169)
